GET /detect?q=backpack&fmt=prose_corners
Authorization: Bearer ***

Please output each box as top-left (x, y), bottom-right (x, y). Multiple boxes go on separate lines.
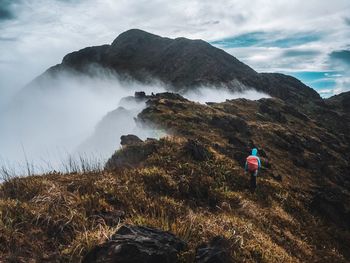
top-left (246, 156), bottom-right (259, 172)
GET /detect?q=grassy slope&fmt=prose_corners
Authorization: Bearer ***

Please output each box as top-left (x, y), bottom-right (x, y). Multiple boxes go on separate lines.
top-left (0, 94), bottom-right (349, 262)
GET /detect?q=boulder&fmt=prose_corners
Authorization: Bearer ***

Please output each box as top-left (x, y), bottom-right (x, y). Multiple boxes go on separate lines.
top-left (120, 134), bottom-right (143, 146)
top-left (135, 91), bottom-right (147, 99)
top-left (82, 225), bottom-right (187, 263)
top-left (105, 138), bottom-right (159, 170)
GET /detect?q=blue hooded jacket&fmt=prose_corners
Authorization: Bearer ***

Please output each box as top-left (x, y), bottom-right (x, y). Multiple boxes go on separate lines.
top-left (245, 148), bottom-right (261, 171)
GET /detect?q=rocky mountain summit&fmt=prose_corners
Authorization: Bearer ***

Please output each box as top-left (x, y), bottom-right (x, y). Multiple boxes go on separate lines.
top-left (31, 29), bottom-right (320, 106)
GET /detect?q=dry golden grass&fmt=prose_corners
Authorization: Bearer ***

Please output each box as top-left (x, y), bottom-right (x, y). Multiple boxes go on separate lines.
top-left (1, 95), bottom-right (349, 262)
top-left (0, 136), bottom-right (349, 262)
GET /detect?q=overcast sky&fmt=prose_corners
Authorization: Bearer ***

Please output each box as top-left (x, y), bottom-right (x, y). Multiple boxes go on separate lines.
top-left (1, 0), bottom-right (350, 102)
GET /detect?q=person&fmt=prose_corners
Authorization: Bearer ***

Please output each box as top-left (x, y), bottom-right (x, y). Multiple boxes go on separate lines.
top-left (245, 148), bottom-right (261, 192)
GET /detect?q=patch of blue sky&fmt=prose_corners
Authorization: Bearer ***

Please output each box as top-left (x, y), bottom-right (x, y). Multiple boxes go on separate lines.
top-left (211, 31), bottom-right (321, 48)
top-left (289, 71), bottom-right (332, 83)
top-left (211, 32), bottom-right (265, 48)
top-left (287, 71), bottom-right (343, 97)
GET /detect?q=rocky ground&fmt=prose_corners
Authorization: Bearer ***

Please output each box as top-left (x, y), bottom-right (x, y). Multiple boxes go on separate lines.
top-left (1, 92), bottom-right (349, 262)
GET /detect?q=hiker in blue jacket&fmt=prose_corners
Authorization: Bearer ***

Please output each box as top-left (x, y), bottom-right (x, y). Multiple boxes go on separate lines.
top-left (245, 148), bottom-right (261, 192)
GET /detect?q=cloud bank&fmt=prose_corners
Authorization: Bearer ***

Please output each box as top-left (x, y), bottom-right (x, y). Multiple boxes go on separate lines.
top-left (0, 65), bottom-right (268, 175)
top-left (184, 87), bottom-right (269, 104)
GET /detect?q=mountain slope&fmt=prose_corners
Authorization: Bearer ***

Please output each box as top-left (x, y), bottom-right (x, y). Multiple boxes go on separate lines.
top-left (28, 29), bottom-right (321, 105)
top-left (1, 92), bottom-right (349, 262)
top-left (326, 91), bottom-right (350, 113)
top-left (1, 29), bottom-right (349, 262)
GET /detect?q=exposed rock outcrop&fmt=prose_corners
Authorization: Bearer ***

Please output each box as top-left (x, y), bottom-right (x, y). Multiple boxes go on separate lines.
top-left (82, 225), bottom-right (186, 263)
top-left (105, 136), bottom-right (160, 170)
top-left (120, 134), bottom-right (143, 146)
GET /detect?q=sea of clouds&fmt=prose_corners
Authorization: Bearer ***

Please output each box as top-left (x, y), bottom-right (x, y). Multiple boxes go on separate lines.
top-left (0, 68), bottom-right (269, 176)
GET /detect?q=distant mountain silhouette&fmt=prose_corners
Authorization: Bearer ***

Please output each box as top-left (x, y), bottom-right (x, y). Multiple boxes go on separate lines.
top-left (30, 29), bottom-right (321, 105)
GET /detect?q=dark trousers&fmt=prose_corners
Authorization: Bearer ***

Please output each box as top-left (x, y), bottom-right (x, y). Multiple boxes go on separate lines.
top-left (249, 170), bottom-right (258, 192)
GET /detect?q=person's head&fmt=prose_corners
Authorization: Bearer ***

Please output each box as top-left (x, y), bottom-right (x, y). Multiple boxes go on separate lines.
top-left (251, 148), bottom-right (258, 156)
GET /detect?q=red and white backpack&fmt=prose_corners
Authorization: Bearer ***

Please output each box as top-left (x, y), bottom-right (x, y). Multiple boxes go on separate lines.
top-left (246, 156), bottom-right (259, 172)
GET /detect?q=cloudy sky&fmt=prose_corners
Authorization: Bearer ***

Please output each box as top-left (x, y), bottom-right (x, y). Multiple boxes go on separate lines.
top-left (1, 0), bottom-right (350, 102)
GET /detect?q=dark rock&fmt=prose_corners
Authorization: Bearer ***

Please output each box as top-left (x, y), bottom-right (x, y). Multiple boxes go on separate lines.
top-left (195, 236), bottom-right (232, 263)
top-left (184, 139), bottom-right (212, 161)
top-left (120, 134), bottom-right (143, 146)
top-left (146, 138), bottom-right (158, 143)
top-left (135, 91), bottom-right (147, 99)
top-left (82, 224), bottom-right (186, 263)
top-left (105, 138), bottom-right (159, 170)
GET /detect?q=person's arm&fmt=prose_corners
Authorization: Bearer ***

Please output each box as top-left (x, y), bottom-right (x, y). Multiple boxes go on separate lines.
top-left (257, 157), bottom-right (261, 169)
top-left (245, 161), bottom-right (248, 171)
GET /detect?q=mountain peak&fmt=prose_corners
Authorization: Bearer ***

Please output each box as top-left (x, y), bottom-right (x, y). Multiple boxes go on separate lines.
top-left (111, 29), bottom-right (166, 46)
top-left (33, 29), bottom-right (321, 106)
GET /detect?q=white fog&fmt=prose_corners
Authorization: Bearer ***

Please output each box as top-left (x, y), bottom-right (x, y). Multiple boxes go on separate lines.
top-left (0, 67), bottom-right (269, 176)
